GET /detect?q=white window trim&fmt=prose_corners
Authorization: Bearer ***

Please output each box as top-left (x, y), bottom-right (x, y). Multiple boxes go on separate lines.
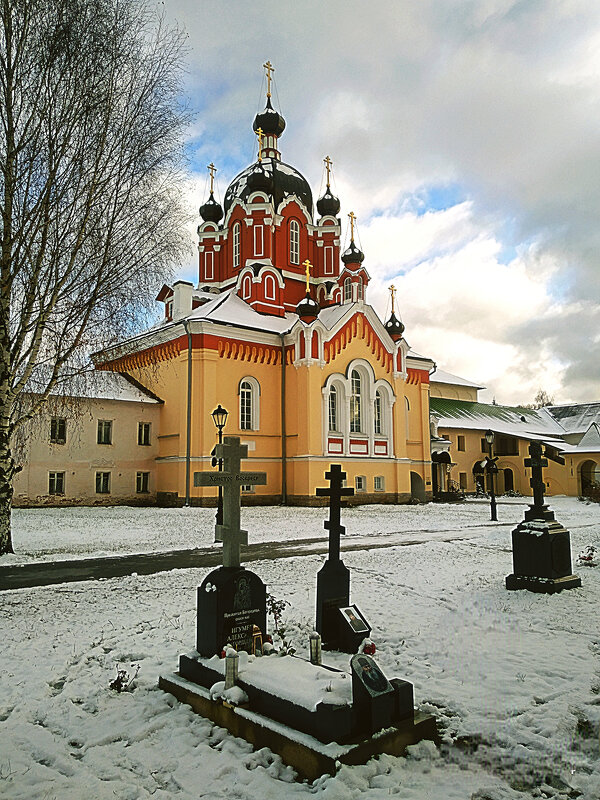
top-left (324, 245), bottom-right (334, 275)
top-left (205, 250), bottom-right (214, 280)
top-left (233, 222), bottom-right (241, 268)
top-left (239, 376), bottom-right (260, 431)
top-left (254, 224), bottom-right (264, 256)
top-left (290, 219), bottom-right (300, 265)
top-left (264, 274), bottom-right (276, 300)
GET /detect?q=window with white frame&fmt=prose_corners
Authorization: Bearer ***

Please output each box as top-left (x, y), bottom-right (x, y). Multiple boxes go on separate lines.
top-left (233, 222), bottom-right (241, 268)
top-left (344, 277), bottom-right (352, 302)
top-left (374, 390), bottom-right (383, 434)
top-left (350, 370), bottom-right (362, 433)
top-left (328, 385), bottom-right (339, 431)
top-left (254, 224), bottom-right (264, 256)
top-left (289, 219), bottom-right (299, 264)
top-left (242, 275), bottom-right (252, 299)
top-left (324, 245), bottom-right (334, 275)
top-left (264, 274), bottom-right (275, 300)
top-left (97, 419), bottom-right (112, 445)
top-left (239, 377), bottom-right (260, 431)
top-left (205, 250), bottom-right (214, 280)
top-left (49, 471), bottom-right (65, 494)
top-left (355, 475), bottom-right (366, 492)
top-left (374, 475), bottom-right (385, 491)
top-left (357, 277), bottom-right (363, 301)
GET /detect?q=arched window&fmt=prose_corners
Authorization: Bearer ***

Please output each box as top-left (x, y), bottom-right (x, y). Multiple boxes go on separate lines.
top-left (289, 219), bottom-right (300, 264)
top-left (357, 277), bottom-right (363, 301)
top-left (242, 275), bottom-right (252, 299)
top-left (264, 274), bottom-right (275, 300)
top-left (328, 385), bottom-right (338, 431)
top-left (350, 369), bottom-right (362, 433)
top-left (344, 277), bottom-right (352, 302)
top-left (233, 222), bottom-right (241, 269)
top-left (374, 390), bottom-right (383, 434)
top-left (239, 377), bottom-right (260, 430)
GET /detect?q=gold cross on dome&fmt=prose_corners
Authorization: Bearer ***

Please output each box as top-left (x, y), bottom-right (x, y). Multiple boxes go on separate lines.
top-left (263, 61), bottom-right (274, 98)
top-left (207, 163), bottom-right (217, 194)
top-left (324, 155), bottom-right (333, 188)
top-left (303, 259), bottom-right (313, 293)
top-left (348, 211), bottom-right (356, 241)
top-left (256, 127), bottom-right (264, 162)
top-left (390, 284), bottom-right (396, 314)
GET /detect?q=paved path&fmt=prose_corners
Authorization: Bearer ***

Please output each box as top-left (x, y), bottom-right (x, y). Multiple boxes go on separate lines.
top-left (0, 528), bottom-right (493, 591)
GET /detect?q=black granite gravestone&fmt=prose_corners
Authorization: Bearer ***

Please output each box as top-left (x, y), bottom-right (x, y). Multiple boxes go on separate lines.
top-left (350, 654), bottom-right (414, 735)
top-left (315, 465), bottom-right (371, 651)
top-left (338, 604), bottom-right (371, 653)
top-left (506, 441), bottom-right (581, 593)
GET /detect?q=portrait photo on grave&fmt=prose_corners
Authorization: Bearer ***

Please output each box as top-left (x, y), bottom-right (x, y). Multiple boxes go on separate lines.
top-left (352, 654), bottom-right (391, 695)
top-left (339, 605), bottom-right (369, 634)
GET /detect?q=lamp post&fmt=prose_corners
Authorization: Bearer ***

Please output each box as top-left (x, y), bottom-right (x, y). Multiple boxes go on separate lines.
top-left (211, 404), bottom-right (229, 526)
top-left (485, 429), bottom-right (498, 522)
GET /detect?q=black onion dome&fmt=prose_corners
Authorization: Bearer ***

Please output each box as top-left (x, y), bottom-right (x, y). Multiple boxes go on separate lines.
top-left (223, 158), bottom-right (313, 217)
top-left (316, 187), bottom-right (340, 217)
top-left (341, 239), bottom-right (364, 264)
top-left (296, 293), bottom-right (320, 320)
top-left (384, 311), bottom-right (405, 339)
top-left (253, 96), bottom-right (286, 137)
top-left (199, 191), bottom-right (223, 224)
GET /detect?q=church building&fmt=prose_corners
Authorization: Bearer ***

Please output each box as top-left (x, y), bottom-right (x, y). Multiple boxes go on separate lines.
top-left (94, 67), bottom-right (435, 506)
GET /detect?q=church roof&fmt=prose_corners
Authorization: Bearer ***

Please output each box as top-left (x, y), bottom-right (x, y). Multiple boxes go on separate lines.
top-left (430, 368), bottom-right (485, 390)
top-left (546, 403), bottom-right (600, 434)
top-left (223, 157), bottom-right (313, 217)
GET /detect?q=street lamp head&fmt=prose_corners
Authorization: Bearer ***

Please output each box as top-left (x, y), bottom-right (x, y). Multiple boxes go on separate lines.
top-left (485, 429), bottom-right (495, 445)
top-left (211, 404), bottom-right (228, 431)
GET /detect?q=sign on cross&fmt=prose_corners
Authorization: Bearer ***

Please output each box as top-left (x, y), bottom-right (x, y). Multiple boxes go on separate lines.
top-left (194, 436), bottom-right (266, 568)
top-left (316, 464), bottom-right (354, 562)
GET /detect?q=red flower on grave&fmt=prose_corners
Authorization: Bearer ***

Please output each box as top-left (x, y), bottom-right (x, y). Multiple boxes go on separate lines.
top-left (363, 641), bottom-right (376, 655)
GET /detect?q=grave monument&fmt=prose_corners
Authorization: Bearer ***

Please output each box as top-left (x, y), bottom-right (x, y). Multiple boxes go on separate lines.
top-left (505, 441), bottom-right (581, 593)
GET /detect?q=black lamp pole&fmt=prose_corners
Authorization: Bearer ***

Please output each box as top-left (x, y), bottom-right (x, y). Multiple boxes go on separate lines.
top-left (211, 405), bottom-right (228, 526)
top-left (485, 429), bottom-right (498, 521)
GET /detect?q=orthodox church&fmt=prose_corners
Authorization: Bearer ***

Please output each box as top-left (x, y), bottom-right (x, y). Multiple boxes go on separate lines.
top-left (94, 67), bottom-right (436, 506)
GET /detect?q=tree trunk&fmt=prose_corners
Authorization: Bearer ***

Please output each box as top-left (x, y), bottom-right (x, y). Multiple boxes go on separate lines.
top-left (0, 412), bottom-right (15, 555)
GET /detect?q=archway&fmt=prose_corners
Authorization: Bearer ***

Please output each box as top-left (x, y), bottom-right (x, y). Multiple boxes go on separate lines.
top-left (472, 460), bottom-right (486, 495)
top-left (431, 451), bottom-right (451, 497)
top-left (579, 459), bottom-right (600, 496)
top-left (410, 471), bottom-right (426, 503)
top-left (503, 468), bottom-right (514, 493)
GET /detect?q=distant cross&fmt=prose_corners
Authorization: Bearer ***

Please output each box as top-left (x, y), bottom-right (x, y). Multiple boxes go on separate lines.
top-left (316, 464), bottom-right (354, 562)
top-left (207, 162), bottom-right (217, 193)
top-left (263, 60), bottom-right (274, 97)
top-left (302, 259), bottom-right (313, 293)
top-left (524, 441), bottom-right (548, 512)
top-left (324, 155), bottom-right (333, 188)
top-left (390, 284), bottom-right (397, 314)
top-left (256, 126), bottom-right (264, 162)
top-left (194, 436), bottom-right (266, 568)
top-left (348, 211), bottom-right (356, 241)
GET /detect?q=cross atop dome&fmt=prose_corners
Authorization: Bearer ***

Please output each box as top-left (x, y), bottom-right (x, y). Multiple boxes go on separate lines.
top-left (253, 62), bottom-right (285, 161)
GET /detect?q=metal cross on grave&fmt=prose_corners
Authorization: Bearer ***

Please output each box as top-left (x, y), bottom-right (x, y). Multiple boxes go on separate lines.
top-left (524, 440), bottom-right (548, 513)
top-left (316, 464), bottom-right (354, 562)
top-left (194, 436), bottom-right (266, 568)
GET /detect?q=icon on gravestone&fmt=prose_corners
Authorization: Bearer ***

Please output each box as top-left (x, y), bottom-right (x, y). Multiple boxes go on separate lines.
top-left (350, 653), bottom-right (397, 735)
top-left (340, 605), bottom-right (369, 634)
top-left (193, 436), bottom-right (268, 655)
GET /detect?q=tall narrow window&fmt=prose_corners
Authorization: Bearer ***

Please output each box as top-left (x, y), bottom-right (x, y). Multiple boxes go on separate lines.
top-left (324, 245), bottom-right (334, 275)
top-left (328, 386), bottom-right (338, 431)
top-left (240, 381), bottom-right (253, 430)
top-left (374, 391), bottom-right (383, 434)
top-left (138, 422), bottom-right (151, 446)
top-left (96, 471), bottom-right (111, 494)
top-left (357, 277), bottom-right (363, 301)
top-left (50, 417), bottom-right (66, 444)
top-left (136, 472), bottom-right (150, 493)
top-left (264, 274), bottom-right (275, 300)
top-left (49, 471), bottom-right (65, 494)
top-left (233, 222), bottom-right (241, 268)
top-left (242, 275), bottom-right (252, 299)
top-left (344, 277), bottom-right (352, 302)
top-left (254, 224), bottom-right (264, 256)
top-left (205, 251), bottom-right (214, 280)
top-left (350, 370), bottom-right (362, 433)
top-left (289, 219), bottom-right (299, 264)
top-left (97, 420), bottom-right (112, 445)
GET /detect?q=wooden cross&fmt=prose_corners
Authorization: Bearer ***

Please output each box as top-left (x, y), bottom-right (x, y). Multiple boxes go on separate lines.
top-left (207, 162), bottom-right (217, 193)
top-left (256, 126), bottom-right (264, 162)
top-left (263, 60), bottom-right (274, 97)
top-left (390, 284), bottom-right (396, 314)
top-left (348, 211), bottom-right (356, 240)
top-left (324, 155), bottom-right (333, 188)
top-left (302, 259), bottom-right (313, 293)
top-left (194, 436), bottom-right (266, 568)
top-left (316, 464), bottom-right (354, 562)
top-left (524, 441), bottom-right (548, 512)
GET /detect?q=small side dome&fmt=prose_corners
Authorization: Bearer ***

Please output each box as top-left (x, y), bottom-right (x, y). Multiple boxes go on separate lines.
top-left (316, 187), bottom-right (340, 217)
top-left (296, 293), bottom-right (320, 322)
top-left (342, 240), bottom-right (365, 265)
top-left (253, 97), bottom-right (286, 137)
top-left (199, 192), bottom-right (223, 224)
top-left (384, 311), bottom-right (405, 341)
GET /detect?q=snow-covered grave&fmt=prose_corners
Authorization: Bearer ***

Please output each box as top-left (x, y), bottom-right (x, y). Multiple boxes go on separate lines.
top-left (1, 496), bottom-right (600, 798)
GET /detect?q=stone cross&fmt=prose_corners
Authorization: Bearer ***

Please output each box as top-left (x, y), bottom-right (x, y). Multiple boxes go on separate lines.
top-left (524, 441), bottom-right (548, 512)
top-left (194, 436), bottom-right (266, 568)
top-left (316, 464), bottom-right (354, 562)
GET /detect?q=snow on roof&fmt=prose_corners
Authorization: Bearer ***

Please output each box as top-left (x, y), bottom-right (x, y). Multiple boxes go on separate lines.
top-left (429, 368), bottom-right (485, 390)
top-left (430, 397), bottom-right (564, 440)
top-left (187, 289), bottom-right (295, 334)
top-left (49, 371), bottom-right (161, 404)
top-left (547, 403), bottom-right (600, 434)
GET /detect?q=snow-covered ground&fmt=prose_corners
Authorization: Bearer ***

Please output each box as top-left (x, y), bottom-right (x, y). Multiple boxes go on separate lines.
top-left (1, 497), bottom-right (600, 798)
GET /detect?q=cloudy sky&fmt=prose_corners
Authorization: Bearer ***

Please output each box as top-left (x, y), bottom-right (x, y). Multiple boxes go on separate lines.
top-left (164, 0), bottom-right (600, 406)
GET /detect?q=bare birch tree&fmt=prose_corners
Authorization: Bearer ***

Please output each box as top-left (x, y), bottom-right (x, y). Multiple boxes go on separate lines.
top-left (0, 0), bottom-right (190, 554)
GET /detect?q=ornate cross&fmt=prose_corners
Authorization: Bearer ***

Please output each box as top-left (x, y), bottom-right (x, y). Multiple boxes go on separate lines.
top-left (263, 60), bottom-right (274, 97)
top-left (207, 162), bottom-right (217, 194)
top-left (324, 155), bottom-right (333, 188)
top-left (524, 441), bottom-right (548, 512)
top-left (390, 284), bottom-right (396, 314)
top-left (348, 211), bottom-right (356, 240)
top-left (256, 126), bottom-right (264, 162)
top-left (302, 259), bottom-right (313, 293)
top-left (316, 464), bottom-right (354, 562)
top-left (194, 436), bottom-right (267, 568)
